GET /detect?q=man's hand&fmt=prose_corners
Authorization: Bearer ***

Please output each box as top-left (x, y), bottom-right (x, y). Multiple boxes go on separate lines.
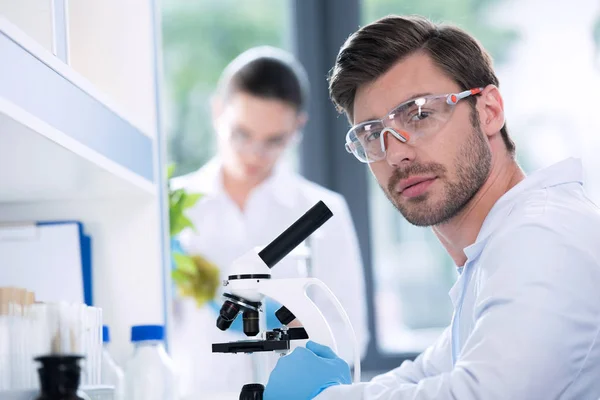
top-left (264, 340), bottom-right (351, 400)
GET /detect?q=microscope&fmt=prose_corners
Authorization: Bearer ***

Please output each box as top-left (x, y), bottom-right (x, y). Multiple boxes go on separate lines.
top-left (212, 201), bottom-right (361, 399)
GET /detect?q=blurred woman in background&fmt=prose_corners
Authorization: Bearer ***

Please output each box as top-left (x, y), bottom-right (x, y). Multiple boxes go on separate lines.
top-left (170, 46), bottom-right (368, 397)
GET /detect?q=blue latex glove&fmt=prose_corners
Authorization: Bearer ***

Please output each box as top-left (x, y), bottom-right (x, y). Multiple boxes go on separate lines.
top-left (264, 340), bottom-right (352, 400)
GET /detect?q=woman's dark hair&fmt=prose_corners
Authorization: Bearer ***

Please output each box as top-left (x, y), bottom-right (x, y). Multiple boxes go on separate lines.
top-left (217, 46), bottom-right (310, 113)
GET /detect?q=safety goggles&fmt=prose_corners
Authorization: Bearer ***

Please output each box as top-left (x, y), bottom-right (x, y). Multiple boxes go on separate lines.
top-left (229, 129), bottom-right (298, 158)
top-left (345, 88), bottom-right (483, 163)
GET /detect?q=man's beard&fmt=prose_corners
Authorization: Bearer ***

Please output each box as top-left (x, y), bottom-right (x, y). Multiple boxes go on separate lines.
top-left (383, 115), bottom-right (492, 227)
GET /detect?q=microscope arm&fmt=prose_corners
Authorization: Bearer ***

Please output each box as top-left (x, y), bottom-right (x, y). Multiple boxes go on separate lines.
top-left (259, 278), bottom-right (361, 383)
top-left (259, 278), bottom-right (336, 351)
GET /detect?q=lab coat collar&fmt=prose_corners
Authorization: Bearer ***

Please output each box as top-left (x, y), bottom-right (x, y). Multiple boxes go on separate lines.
top-left (462, 157), bottom-right (584, 261)
top-left (448, 266), bottom-right (465, 307)
top-left (260, 163), bottom-right (301, 209)
top-left (184, 157), bottom-right (300, 209)
top-left (180, 157), bottom-right (223, 195)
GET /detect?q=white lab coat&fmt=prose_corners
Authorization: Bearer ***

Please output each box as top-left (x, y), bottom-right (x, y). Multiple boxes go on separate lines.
top-left (170, 158), bottom-right (369, 397)
top-left (317, 157), bottom-right (600, 400)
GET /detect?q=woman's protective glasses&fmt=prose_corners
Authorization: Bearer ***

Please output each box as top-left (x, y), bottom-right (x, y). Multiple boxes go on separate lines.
top-left (229, 129), bottom-right (299, 158)
top-left (344, 88), bottom-right (483, 163)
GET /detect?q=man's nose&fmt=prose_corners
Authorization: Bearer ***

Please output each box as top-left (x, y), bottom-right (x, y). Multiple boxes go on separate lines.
top-left (382, 128), bottom-right (415, 167)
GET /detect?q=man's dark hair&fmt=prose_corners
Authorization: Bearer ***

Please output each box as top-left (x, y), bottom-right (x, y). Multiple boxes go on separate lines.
top-left (217, 46), bottom-right (309, 113)
top-left (328, 15), bottom-right (516, 155)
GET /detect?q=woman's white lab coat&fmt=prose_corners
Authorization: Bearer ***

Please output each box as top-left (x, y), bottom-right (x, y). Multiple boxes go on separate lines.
top-left (170, 158), bottom-right (369, 397)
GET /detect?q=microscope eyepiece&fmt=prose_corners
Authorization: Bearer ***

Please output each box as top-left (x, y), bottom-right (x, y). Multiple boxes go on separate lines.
top-left (258, 201), bottom-right (333, 269)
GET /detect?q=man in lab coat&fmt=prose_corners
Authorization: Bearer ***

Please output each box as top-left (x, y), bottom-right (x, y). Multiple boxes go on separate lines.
top-left (170, 46), bottom-right (368, 397)
top-left (263, 15), bottom-right (600, 400)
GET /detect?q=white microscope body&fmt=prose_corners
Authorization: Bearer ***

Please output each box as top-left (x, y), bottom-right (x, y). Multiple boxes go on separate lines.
top-left (225, 249), bottom-right (341, 352)
top-left (212, 201), bottom-right (361, 399)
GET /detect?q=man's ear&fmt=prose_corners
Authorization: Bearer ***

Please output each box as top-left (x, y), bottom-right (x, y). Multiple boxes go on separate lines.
top-left (477, 84), bottom-right (505, 138)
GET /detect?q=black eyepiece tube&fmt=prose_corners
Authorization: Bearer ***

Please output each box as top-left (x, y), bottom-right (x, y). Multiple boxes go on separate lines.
top-left (258, 201), bottom-right (333, 269)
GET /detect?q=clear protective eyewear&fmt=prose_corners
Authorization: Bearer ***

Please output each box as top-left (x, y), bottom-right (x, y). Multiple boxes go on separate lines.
top-left (229, 129), bottom-right (299, 158)
top-left (345, 88), bottom-right (484, 163)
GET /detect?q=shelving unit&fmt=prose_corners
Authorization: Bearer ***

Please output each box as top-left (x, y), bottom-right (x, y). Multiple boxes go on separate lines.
top-left (0, 0), bottom-right (170, 370)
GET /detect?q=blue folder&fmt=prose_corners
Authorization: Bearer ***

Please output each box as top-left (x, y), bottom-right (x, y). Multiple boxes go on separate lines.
top-left (37, 221), bottom-right (93, 306)
top-left (0, 220), bottom-right (93, 306)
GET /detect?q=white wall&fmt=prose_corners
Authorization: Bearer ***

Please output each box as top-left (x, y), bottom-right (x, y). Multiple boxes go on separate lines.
top-left (0, 0), bottom-right (53, 51)
top-left (68, 0), bottom-right (158, 137)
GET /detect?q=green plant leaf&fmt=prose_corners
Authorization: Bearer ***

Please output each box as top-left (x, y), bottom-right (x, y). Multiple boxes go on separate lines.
top-left (183, 192), bottom-right (203, 209)
top-left (173, 253), bottom-right (197, 274)
top-left (167, 163), bottom-right (176, 180)
top-left (166, 164), bottom-right (202, 237)
top-left (169, 209), bottom-right (182, 236)
top-left (170, 188), bottom-right (185, 209)
top-left (169, 188), bottom-right (195, 236)
top-left (170, 214), bottom-right (194, 236)
top-left (171, 268), bottom-right (189, 284)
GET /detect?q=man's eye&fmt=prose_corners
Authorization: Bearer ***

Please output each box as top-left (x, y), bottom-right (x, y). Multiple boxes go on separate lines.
top-left (365, 131), bottom-right (382, 142)
top-left (408, 110), bottom-right (433, 122)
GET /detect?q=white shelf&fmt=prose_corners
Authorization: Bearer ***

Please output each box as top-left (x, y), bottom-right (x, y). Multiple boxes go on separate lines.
top-left (0, 2), bottom-right (169, 370)
top-left (0, 16), bottom-right (157, 202)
